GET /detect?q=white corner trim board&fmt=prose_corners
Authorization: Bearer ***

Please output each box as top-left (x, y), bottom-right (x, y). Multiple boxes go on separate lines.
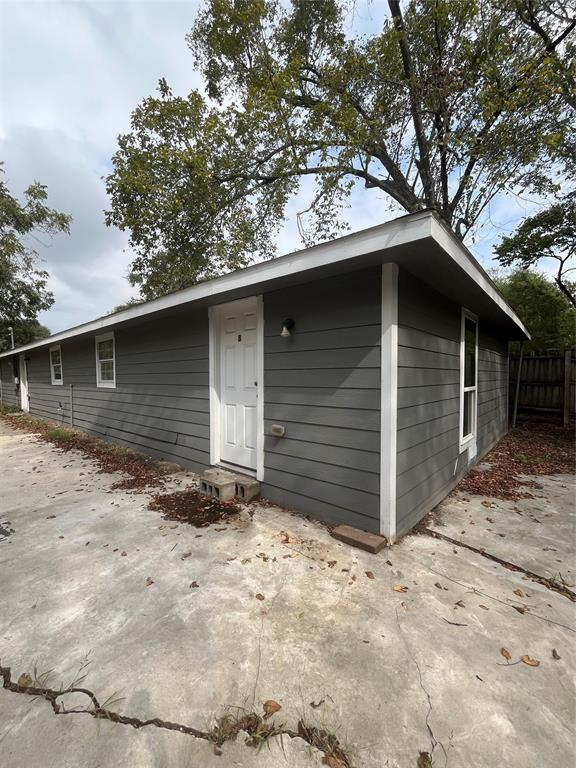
top-left (256, 295), bottom-right (265, 482)
top-left (380, 263), bottom-right (398, 543)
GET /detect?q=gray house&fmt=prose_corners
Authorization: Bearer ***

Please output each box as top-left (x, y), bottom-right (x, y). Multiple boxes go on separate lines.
top-left (0, 212), bottom-right (528, 541)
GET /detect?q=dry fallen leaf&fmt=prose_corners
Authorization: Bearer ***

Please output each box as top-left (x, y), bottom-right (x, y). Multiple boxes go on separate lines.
top-left (255, 593), bottom-right (265, 601)
top-left (145, 577), bottom-right (154, 587)
top-left (393, 584), bottom-right (408, 593)
top-left (324, 756), bottom-right (346, 768)
top-left (365, 571), bottom-right (375, 580)
top-left (513, 605), bottom-right (527, 614)
top-left (263, 699), bottom-right (282, 718)
top-left (17, 673), bottom-right (32, 688)
top-left (521, 655), bottom-right (540, 667)
top-left (500, 647), bottom-right (512, 662)
top-left (513, 588), bottom-right (524, 598)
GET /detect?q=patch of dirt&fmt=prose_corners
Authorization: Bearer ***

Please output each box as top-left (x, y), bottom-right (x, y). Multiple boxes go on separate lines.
top-left (457, 419), bottom-right (575, 500)
top-left (0, 412), bottom-right (171, 491)
top-left (149, 488), bottom-right (242, 527)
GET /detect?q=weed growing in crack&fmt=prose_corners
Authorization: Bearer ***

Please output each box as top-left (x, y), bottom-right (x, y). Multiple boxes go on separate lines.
top-left (1, 659), bottom-right (355, 766)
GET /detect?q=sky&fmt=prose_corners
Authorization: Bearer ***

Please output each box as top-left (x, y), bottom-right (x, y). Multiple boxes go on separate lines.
top-left (1, 0), bottom-right (545, 333)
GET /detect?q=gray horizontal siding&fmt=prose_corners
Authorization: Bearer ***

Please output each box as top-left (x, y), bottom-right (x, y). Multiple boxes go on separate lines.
top-left (0, 357), bottom-right (19, 407)
top-left (476, 327), bottom-right (508, 456)
top-left (261, 268), bottom-right (381, 533)
top-left (395, 270), bottom-right (509, 537)
top-left (23, 311), bottom-right (211, 471)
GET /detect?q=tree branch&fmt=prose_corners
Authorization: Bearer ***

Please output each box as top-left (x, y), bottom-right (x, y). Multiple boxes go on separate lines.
top-left (450, 17), bottom-right (576, 220)
top-left (388, 0), bottom-right (435, 209)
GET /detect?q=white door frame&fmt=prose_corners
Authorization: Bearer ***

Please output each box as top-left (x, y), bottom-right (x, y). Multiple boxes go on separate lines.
top-left (208, 295), bottom-right (264, 480)
top-left (19, 354), bottom-right (29, 412)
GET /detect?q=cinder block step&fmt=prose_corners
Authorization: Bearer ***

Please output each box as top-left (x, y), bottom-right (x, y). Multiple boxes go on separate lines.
top-left (200, 468), bottom-right (237, 501)
top-left (200, 468), bottom-right (260, 502)
top-left (331, 524), bottom-right (387, 554)
top-left (234, 476), bottom-right (260, 502)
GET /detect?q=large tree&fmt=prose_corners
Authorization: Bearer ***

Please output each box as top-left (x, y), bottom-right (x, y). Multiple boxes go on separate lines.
top-left (0, 164), bottom-right (71, 351)
top-left (106, 0), bottom-right (575, 299)
top-left (494, 192), bottom-right (576, 307)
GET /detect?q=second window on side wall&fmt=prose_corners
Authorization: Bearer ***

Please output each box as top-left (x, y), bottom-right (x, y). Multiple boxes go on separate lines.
top-left (96, 333), bottom-right (115, 388)
top-left (461, 311), bottom-right (478, 446)
top-left (50, 346), bottom-right (63, 385)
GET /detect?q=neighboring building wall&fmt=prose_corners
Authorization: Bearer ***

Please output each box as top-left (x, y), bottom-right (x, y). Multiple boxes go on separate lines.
top-left (396, 269), bottom-right (509, 537)
top-left (261, 268), bottom-right (382, 533)
top-left (22, 310), bottom-right (211, 470)
top-left (0, 357), bottom-right (19, 407)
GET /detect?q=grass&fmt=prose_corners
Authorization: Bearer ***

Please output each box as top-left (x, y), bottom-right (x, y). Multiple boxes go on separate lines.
top-left (45, 427), bottom-right (74, 442)
top-left (0, 403), bottom-right (20, 415)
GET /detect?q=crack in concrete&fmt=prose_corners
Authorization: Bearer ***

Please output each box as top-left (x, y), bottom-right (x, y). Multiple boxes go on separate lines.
top-left (251, 572), bottom-right (289, 709)
top-left (394, 608), bottom-right (448, 768)
top-left (422, 528), bottom-right (575, 602)
top-left (0, 660), bottom-right (352, 766)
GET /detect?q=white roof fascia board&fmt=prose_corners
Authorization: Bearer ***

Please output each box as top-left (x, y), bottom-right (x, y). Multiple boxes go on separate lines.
top-left (429, 216), bottom-right (530, 339)
top-left (0, 213), bottom-right (432, 359)
top-left (0, 211), bottom-right (528, 358)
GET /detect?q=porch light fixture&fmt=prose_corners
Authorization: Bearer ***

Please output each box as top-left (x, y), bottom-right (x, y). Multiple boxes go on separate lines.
top-left (280, 318), bottom-right (294, 337)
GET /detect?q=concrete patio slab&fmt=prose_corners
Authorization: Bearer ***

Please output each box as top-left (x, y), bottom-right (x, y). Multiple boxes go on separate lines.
top-left (0, 420), bottom-right (574, 768)
top-left (427, 475), bottom-right (575, 584)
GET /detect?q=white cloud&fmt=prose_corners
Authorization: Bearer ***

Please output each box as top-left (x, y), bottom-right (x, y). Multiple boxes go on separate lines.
top-left (1, 0), bottom-right (203, 332)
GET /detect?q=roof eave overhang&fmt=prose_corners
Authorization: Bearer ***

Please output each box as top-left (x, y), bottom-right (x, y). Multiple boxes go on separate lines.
top-left (0, 211), bottom-right (529, 359)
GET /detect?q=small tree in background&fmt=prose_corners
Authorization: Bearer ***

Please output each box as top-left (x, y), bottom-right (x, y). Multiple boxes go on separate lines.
top-left (0, 164), bottom-right (71, 351)
top-left (495, 193), bottom-right (576, 308)
top-left (494, 269), bottom-right (576, 351)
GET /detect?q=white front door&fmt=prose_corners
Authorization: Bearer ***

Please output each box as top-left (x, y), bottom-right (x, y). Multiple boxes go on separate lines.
top-left (19, 355), bottom-right (29, 412)
top-left (216, 297), bottom-right (259, 470)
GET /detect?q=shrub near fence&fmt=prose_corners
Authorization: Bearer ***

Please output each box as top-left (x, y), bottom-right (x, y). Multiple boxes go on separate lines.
top-left (509, 348), bottom-right (575, 425)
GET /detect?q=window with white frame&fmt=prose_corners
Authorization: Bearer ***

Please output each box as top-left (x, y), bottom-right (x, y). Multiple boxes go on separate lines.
top-left (460, 310), bottom-right (478, 447)
top-left (50, 345), bottom-right (63, 385)
top-left (95, 333), bottom-right (115, 388)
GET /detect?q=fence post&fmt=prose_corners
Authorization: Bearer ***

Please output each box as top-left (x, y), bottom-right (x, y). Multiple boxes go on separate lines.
top-left (69, 384), bottom-right (74, 427)
top-left (512, 341), bottom-right (524, 429)
top-left (563, 350), bottom-right (572, 428)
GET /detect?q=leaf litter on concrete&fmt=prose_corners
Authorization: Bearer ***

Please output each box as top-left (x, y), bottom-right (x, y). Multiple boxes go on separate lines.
top-left (458, 419), bottom-right (575, 500)
top-left (0, 412), bottom-right (171, 491)
top-left (148, 488), bottom-right (242, 528)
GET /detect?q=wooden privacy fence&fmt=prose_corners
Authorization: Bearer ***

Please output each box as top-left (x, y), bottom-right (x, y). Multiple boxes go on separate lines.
top-left (509, 348), bottom-right (575, 426)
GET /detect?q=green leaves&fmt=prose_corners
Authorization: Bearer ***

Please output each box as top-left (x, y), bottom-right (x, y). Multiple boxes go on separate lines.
top-left (106, 0), bottom-right (576, 299)
top-left (0, 164), bottom-right (70, 350)
top-left (495, 193), bottom-right (576, 308)
top-left (494, 268), bottom-right (576, 351)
